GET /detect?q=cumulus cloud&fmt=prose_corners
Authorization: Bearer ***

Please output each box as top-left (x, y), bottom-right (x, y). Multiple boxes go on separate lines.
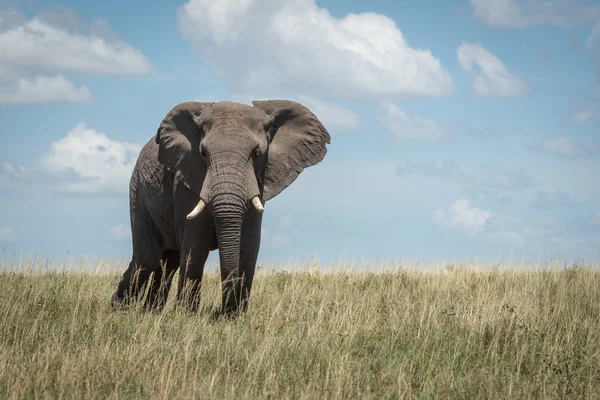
top-left (0, 9), bottom-right (152, 75)
top-left (0, 75), bottom-right (92, 104)
top-left (295, 95), bottom-right (359, 130)
top-left (572, 108), bottom-right (594, 123)
top-left (42, 123), bottom-right (142, 193)
top-left (433, 199), bottom-right (526, 245)
top-left (470, 0), bottom-right (600, 29)
top-left (177, 0), bottom-right (453, 98)
top-left (0, 225), bottom-right (16, 242)
top-left (378, 102), bottom-right (447, 141)
top-left (197, 93), bottom-right (359, 131)
top-left (433, 199), bottom-right (492, 235)
top-left (109, 224), bottom-right (131, 240)
top-left (433, 197), bottom-right (600, 251)
top-left (0, 160), bottom-right (39, 191)
top-left (457, 42), bottom-right (527, 97)
top-left (0, 7), bottom-right (151, 104)
top-left (3, 162), bottom-right (15, 173)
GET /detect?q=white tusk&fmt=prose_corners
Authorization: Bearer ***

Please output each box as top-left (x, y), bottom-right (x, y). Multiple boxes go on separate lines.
top-left (186, 199), bottom-right (206, 220)
top-left (252, 196), bottom-right (264, 213)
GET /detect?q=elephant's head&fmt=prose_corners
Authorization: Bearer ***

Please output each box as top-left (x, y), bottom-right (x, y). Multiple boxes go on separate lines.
top-left (155, 100), bottom-right (330, 311)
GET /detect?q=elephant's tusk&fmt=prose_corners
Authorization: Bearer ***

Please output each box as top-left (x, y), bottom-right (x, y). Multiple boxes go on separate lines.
top-left (252, 196), bottom-right (264, 213)
top-left (186, 199), bottom-right (206, 220)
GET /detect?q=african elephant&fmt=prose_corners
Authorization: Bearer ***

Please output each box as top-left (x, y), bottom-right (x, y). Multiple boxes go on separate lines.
top-left (111, 100), bottom-right (330, 315)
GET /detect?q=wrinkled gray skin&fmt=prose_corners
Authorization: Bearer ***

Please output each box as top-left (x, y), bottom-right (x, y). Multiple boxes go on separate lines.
top-left (111, 100), bottom-right (330, 315)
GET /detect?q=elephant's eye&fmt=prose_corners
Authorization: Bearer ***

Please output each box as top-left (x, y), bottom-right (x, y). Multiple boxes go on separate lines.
top-left (254, 147), bottom-right (262, 157)
top-left (200, 146), bottom-right (207, 158)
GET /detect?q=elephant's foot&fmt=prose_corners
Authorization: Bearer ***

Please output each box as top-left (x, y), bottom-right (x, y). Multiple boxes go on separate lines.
top-left (110, 291), bottom-right (125, 308)
top-left (174, 297), bottom-right (201, 314)
top-left (219, 300), bottom-right (248, 319)
top-left (212, 307), bottom-right (243, 321)
top-left (110, 291), bottom-right (137, 310)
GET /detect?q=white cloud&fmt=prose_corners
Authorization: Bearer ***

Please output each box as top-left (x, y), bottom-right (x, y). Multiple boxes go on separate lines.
top-left (530, 189), bottom-right (576, 209)
top-left (279, 216), bottom-right (293, 227)
top-left (571, 100), bottom-right (599, 124)
top-left (177, 0), bottom-right (453, 98)
top-left (457, 42), bottom-right (527, 97)
top-left (433, 198), bottom-right (600, 250)
top-left (589, 22), bottom-right (600, 76)
top-left (537, 136), bottom-right (600, 159)
top-left (295, 95), bottom-right (359, 130)
top-left (261, 229), bottom-right (290, 245)
top-left (3, 162), bottom-right (15, 173)
top-left (470, 0), bottom-right (600, 29)
top-left (378, 102), bottom-right (446, 141)
top-left (568, 24), bottom-right (600, 123)
top-left (0, 75), bottom-right (92, 104)
top-left (572, 108), bottom-right (594, 123)
top-left (0, 7), bottom-right (152, 104)
top-left (515, 212), bottom-right (600, 254)
top-left (0, 11), bottom-right (152, 75)
top-left (397, 160), bottom-right (537, 196)
top-left (433, 199), bottom-right (492, 235)
top-left (109, 224), bottom-right (130, 240)
top-left (198, 93), bottom-right (359, 131)
top-left (470, 0), bottom-right (530, 28)
top-left (542, 136), bottom-right (578, 157)
top-left (589, 22), bottom-right (600, 51)
top-left (0, 225), bottom-right (16, 242)
top-left (0, 162), bottom-right (27, 191)
top-left (42, 123), bottom-right (142, 193)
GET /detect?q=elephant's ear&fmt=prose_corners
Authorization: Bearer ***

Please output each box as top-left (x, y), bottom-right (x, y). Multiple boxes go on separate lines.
top-left (252, 100), bottom-right (331, 202)
top-left (155, 102), bottom-right (214, 194)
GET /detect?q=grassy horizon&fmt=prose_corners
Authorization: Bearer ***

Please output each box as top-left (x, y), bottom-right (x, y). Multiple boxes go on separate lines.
top-left (1, 260), bottom-right (599, 399)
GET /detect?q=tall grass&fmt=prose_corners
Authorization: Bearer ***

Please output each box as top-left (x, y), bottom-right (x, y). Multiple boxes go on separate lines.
top-left (0, 260), bottom-right (599, 399)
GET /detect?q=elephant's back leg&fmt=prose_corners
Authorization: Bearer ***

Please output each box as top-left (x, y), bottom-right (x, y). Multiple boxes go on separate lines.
top-left (112, 208), bottom-right (164, 306)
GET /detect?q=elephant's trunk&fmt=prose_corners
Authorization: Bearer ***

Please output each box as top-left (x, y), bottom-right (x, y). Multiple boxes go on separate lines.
top-left (205, 145), bottom-right (263, 314)
top-left (211, 172), bottom-right (248, 314)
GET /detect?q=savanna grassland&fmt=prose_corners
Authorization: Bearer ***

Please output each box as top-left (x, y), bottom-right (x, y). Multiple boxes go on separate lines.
top-left (0, 259), bottom-right (599, 399)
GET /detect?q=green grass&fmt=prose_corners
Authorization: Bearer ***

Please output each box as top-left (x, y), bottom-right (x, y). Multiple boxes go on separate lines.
top-left (0, 260), bottom-right (599, 399)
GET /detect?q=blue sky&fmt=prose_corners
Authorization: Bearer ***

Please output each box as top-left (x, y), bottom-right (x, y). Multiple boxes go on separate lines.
top-left (0, 0), bottom-right (599, 264)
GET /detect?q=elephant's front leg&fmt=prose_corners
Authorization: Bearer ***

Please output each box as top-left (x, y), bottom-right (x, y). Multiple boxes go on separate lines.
top-left (238, 210), bottom-right (263, 313)
top-left (112, 261), bottom-right (151, 307)
top-left (144, 250), bottom-right (180, 311)
top-left (176, 243), bottom-right (210, 312)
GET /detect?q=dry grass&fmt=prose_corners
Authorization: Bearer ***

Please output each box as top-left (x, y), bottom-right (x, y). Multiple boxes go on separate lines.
top-left (0, 259), bottom-right (599, 399)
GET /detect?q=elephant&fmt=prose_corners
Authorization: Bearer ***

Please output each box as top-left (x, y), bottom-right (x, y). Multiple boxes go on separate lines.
top-left (111, 100), bottom-right (330, 315)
